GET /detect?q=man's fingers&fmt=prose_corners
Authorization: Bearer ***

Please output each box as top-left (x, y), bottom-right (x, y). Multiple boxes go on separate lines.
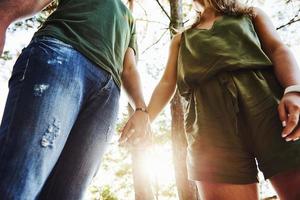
top-left (119, 113), bottom-right (152, 147)
top-left (147, 126), bottom-right (153, 140)
top-left (128, 127), bottom-right (148, 145)
top-left (119, 123), bottom-right (134, 144)
top-left (127, 126), bottom-right (152, 147)
top-left (132, 137), bottom-right (142, 146)
top-left (119, 129), bottom-right (136, 146)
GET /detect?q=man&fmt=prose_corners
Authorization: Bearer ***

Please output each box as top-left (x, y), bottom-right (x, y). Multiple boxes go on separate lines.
top-left (0, 0), bottom-right (150, 199)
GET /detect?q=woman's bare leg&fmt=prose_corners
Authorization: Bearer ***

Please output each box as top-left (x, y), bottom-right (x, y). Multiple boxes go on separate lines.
top-left (270, 168), bottom-right (300, 200)
top-left (195, 181), bottom-right (259, 200)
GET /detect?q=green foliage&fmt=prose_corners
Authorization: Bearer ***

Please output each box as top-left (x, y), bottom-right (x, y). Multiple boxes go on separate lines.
top-left (115, 164), bottom-right (132, 177)
top-left (101, 185), bottom-right (119, 200)
top-left (0, 51), bottom-right (13, 61)
top-left (88, 185), bottom-right (119, 200)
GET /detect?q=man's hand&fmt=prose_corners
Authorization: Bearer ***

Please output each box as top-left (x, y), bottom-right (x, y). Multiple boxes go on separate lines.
top-left (0, 0), bottom-right (54, 55)
top-left (119, 110), bottom-right (152, 147)
top-left (278, 92), bottom-right (300, 141)
top-left (0, 15), bottom-right (9, 56)
top-left (120, 47), bottom-right (150, 146)
top-left (0, 27), bottom-right (6, 55)
top-left (0, 33), bottom-right (4, 55)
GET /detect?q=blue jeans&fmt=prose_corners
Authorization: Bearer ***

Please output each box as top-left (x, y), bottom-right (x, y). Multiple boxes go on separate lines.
top-left (0, 36), bottom-right (120, 199)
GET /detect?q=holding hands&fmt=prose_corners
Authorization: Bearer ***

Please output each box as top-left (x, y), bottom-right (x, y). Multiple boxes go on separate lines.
top-left (119, 108), bottom-right (152, 147)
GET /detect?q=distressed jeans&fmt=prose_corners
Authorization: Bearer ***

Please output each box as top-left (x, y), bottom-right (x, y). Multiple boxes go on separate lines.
top-left (0, 36), bottom-right (120, 199)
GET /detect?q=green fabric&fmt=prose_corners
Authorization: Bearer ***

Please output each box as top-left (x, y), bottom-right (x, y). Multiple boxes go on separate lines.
top-left (177, 15), bottom-right (300, 183)
top-left (34, 0), bottom-right (138, 87)
top-left (186, 69), bottom-right (300, 183)
top-left (177, 15), bottom-right (272, 98)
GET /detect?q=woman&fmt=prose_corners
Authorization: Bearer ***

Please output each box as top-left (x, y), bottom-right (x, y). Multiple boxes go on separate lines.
top-left (120, 0), bottom-right (300, 199)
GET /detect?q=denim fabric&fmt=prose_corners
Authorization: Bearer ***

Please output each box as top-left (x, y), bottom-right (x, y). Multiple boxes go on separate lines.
top-left (0, 36), bottom-right (120, 200)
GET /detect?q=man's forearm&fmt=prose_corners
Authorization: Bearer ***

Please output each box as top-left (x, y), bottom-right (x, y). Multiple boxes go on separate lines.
top-left (0, 0), bottom-right (53, 27)
top-left (122, 68), bottom-right (146, 110)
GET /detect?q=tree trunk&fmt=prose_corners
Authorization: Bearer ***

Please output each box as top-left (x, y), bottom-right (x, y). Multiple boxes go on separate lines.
top-left (169, 0), bottom-right (199, 199)
top-left (131, 148), bottom-right (155, 200)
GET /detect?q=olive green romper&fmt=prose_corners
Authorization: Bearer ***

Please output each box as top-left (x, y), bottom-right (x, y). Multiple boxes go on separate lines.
top-left (177, 15), bottom-right (300, 184)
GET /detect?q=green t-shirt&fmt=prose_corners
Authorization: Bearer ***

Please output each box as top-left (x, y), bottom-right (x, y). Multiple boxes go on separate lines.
top-left (35, 0), bottom-right (138, 87)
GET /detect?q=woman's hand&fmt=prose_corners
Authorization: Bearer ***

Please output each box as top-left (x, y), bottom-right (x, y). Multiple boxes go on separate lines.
top-left (118, 110), bottom-right (152, 147)
top-left (278, 92), bottom-right (300, 141)
top-left (253, 7), bottom-right (300, 141)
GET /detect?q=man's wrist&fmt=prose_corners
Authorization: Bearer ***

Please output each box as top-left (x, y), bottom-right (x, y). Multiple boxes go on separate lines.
top-left (135, 107), bottom-right (148, 114)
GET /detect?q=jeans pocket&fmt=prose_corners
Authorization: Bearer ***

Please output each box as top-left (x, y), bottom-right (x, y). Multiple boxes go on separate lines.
top-left (99, 75), bottom-right (114, 93)
top-left (8, 46), bottom-right (34, 87)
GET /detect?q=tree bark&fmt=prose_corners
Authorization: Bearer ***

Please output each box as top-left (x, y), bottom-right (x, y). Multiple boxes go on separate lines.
top-left (169, 0), bottom-right (199, 199)
top-left (131, 148), bottom-right (155, 200)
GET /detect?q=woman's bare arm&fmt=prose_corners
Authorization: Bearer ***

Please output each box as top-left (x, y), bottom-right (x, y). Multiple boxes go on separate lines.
top-left (252, 7), bottom-right (300, 87)
top-left (252, 7), bottom-right (300, 141)
top-left (147, 33), bottom-right (182, 122)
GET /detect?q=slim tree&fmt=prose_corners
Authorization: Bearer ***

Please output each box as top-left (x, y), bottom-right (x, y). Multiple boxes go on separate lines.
top-left (169, 0), bottom-right (199, 199)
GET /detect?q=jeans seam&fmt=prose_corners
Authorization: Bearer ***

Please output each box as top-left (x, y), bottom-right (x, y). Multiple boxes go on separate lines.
top-left (19, 47), bottom-right (34, 82)
top-left (99, 75), bottom-right (113, 92)
top-left (88, 75), bottom-right (113, 100)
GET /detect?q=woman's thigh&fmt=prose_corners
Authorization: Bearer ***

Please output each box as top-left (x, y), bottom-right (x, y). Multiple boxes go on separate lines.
top-left (196, 181), bottom-right (259, 200)
top-left (270, 168), bottom-right (300, 200)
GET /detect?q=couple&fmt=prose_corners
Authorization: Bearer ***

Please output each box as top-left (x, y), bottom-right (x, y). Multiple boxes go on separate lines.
top-left (0, 0), bottom-right (300, 199)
